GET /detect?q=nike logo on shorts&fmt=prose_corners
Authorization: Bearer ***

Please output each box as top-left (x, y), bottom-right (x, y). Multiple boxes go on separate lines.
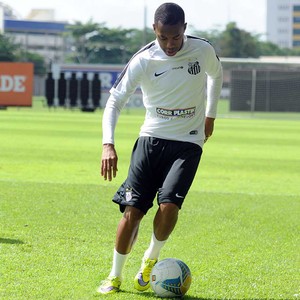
top-left (175, 193), bottom-right (184, 199)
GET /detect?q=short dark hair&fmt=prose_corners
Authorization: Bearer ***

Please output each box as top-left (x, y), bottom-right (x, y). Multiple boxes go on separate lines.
top-left (154, 2), bottom-right (185, 25)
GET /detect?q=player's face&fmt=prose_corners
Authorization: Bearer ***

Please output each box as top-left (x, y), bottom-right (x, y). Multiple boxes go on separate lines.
top-left (153, 21), bottom-right (187, 56)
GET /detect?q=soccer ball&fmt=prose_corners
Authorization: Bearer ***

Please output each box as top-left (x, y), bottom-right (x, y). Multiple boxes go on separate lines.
top-left (150, 258), bottom-right (192, 298)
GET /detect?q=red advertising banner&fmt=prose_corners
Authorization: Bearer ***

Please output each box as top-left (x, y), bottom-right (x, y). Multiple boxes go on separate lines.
top-left (0, 62), bottom-right (34, 106)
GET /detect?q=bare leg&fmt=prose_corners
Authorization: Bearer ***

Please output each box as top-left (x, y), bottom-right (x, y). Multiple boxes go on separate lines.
top-left (153, 203), bottom-right (179, 241)
top-left (133, 203), bottom-right (179, 292)
top-left (115, 206), bottom-right (145, 254)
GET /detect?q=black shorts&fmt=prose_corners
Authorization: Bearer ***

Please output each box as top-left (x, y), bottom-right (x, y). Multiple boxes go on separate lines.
top-left (112, 137), bottom-right (202, 214)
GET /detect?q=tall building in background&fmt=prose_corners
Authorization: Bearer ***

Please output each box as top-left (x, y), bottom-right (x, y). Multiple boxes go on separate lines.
top-left (267, 0), bottom-right (300, 48)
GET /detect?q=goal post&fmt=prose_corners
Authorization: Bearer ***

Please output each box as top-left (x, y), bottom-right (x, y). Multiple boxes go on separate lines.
top-left (221, 57), bottom-right (300, 113)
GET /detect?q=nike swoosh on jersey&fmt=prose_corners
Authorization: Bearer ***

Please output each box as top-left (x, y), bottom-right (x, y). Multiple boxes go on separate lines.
top-left (154, 70), bottom-right (167, 77)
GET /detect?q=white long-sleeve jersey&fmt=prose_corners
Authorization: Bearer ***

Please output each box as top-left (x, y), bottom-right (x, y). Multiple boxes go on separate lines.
top-left (102, 35), bottom-right (223, 147)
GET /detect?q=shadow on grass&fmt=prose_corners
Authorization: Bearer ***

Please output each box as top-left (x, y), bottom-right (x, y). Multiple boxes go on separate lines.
top-left (95, 290), bottom-right (294, 300)
top-left (120, 290), bottom-right (202, 299)
top-left (112, 290), bottom-right (206, 299)
top-left (0, 238), bottom-right (24, 244)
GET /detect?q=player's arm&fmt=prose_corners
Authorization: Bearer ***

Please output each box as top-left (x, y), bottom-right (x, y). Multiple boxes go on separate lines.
top-left (204, 117), bottom-right (215, 142)
top-left (101, 59), bottom-right (142, 180)
top-left (101, 95), bottom-right (121, 181)
top-left (205, 47), bottom-right (223, 141)
top-left (101, 55), bottom-right (143, 180)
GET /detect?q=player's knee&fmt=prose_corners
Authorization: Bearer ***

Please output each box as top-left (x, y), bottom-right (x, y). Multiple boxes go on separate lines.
top-left (123, 206), bottom-right (145, 224)
top-left (159, 203), bottom-right (179, 217)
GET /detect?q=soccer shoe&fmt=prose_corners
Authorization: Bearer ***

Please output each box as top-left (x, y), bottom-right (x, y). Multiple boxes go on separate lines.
top-left (134, 258), bottom-right (158, 291)
top-left (97, 276), bottom-right (121, 294)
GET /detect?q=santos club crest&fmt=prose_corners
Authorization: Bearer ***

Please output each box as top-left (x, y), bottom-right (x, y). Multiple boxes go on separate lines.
top-left (188, 61), bottom-right (201, 75)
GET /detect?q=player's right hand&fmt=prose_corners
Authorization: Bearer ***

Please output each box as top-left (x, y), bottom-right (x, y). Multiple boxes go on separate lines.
top-left (101, 144), bottom-right (118, 181)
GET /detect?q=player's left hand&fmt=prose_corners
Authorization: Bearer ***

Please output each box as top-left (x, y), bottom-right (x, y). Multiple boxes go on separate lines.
top-left (204, 117), bottom-right (215, 142)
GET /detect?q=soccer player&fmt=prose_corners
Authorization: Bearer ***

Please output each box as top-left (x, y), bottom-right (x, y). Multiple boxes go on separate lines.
top-left (98, 2), bottom-right (223, 294)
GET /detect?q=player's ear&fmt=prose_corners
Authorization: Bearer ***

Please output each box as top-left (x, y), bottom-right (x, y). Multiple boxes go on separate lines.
top-left (153, 24), bottom-right (156, 32)
top-left (183, 23), bottom-right (187, 32)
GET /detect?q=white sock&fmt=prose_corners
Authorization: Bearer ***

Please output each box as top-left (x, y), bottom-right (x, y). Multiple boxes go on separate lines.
top-left (144, 233), bottom-right (167, 260)
top-left (109, 248), bottom-right (129, 280)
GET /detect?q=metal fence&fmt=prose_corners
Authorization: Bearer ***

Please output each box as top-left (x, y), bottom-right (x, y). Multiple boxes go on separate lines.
top-left (221, 57), bottom-right (300, 113)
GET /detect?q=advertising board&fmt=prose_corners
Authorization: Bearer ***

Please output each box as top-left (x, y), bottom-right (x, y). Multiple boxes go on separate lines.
top-left (0, 62), bottom-right (34, 106)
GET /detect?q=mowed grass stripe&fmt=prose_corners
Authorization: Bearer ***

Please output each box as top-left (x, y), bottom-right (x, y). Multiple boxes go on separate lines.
top-left (0, 103), bottom-right (299, 299)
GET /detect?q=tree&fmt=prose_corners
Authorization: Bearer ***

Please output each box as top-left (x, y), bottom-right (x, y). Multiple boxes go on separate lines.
top-left (65, 20), bottom-right (155, 64)
top-left (191, 23), bottom-right (259, 58)
top-left (219, 22), bottom-right (259, 58)
top-left (190, 27), bottom-right (223, 56)
top-left (0, 34), bottom-right (17, 61)
top-left (18, 51), bottom-right (46, 75)
top-left (65, 20), bottom-right (300, 63)
top-left (65, 19), bottom-right (101, 63)
top-left (191, 23), bottom-right (292, 58)
top-left (0, 33), bottom-right (46, 74)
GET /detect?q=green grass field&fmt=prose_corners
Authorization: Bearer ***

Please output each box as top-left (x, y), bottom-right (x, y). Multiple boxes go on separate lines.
top-left (1, 99), bottom-right (300, 299)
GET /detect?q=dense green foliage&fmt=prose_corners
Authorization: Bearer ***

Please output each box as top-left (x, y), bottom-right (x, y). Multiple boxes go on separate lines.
top-left (65, 21), bottom-right (300, 62)
top-left (0, 34), bottom-right (46, 74)
top-left (65, 20), bottom-right (155, 64)
top-left (0, 34), bottom-right (17, 61)
top-left (1, 100), bottom-right (299, 299)
top-left (2, 19), bottom-right (299, 70)
top-left (193, 22), bottom-right (300, 58)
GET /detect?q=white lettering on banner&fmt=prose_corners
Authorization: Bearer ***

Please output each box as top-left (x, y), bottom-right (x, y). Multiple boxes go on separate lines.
top-left (0, 75), bottom-right (26, 92)
top-left (99, 73), bottom-right (113, 89)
